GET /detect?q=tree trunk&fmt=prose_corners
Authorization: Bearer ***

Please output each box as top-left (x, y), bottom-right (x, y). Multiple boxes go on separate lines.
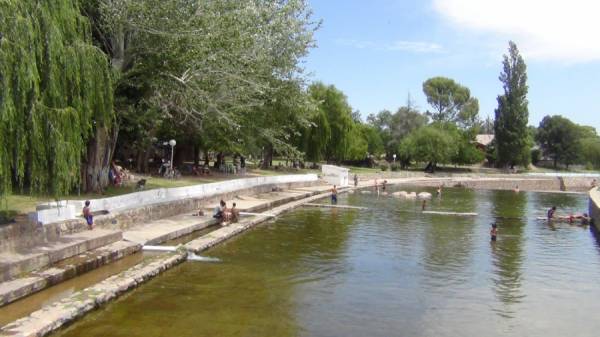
top-left (262, 144), bottom-right (273, 169)
top-left (193, 144), bottom-right (200, 165)
top-left (203, 149), bottom-right (210, 166)
top-left (82, 125), bottom-right (118, 193)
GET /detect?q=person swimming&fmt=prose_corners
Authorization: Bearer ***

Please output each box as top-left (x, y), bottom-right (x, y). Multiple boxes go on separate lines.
top-left (490, 223), bottom-right (498, 241)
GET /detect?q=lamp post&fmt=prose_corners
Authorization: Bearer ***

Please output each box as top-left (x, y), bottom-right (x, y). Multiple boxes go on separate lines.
top-left (169, 139), bottom-right (176, 172)
top-left (393, 154), bottom-right (396, 163)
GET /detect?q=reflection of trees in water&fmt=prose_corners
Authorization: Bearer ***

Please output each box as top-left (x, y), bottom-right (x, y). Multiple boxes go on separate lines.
top-left (490, 190), bottom-right (527, 318)
top-left (421, 188), bottom-right (477, 286)
top-left (532, 192), bottom-right (584, 215)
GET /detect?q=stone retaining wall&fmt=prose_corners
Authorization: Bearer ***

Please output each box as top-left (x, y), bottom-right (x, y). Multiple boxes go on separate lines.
top-left (590, 188), bottom-right (600, 226)
top-left (32, 174), bottom-right (319, 224)
top-left (394, 176), bottom-right (594, 192)
top-left (0, 177), bottom-right (319, 252)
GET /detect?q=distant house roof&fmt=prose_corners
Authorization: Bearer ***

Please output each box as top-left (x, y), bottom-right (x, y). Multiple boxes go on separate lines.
top-left (475, 134), bottom-right (494, 146)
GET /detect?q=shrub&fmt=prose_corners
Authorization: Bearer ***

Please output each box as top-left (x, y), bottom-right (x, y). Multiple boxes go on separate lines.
top-left (390, 163), bottom-right (401, 171)
top-left (380, 164), bottom-right (389, 171)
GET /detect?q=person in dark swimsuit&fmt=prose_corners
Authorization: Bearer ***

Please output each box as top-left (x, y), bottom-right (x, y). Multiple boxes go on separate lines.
top-left (83, 200), bottom-right (94, 230)
top-left (547, 206), bottom-right (557, 219)
top-left (331, 185), bottom-right (338, 204)
top-left (490, 223), bottom-right (497, 241)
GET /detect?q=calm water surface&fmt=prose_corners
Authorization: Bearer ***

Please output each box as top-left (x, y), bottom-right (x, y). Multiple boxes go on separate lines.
top-left (55, 188), bottom-right (600, 337)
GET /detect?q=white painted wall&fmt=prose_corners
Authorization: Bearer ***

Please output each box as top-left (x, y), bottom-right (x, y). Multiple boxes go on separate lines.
top-left (321, 165), bottom-right (349, 187)
top-left (31, 174), bottom-right (318, 225)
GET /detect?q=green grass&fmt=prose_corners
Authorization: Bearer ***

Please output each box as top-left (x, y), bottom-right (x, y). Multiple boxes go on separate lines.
top-left (347, 166), bottom-right (382, 174)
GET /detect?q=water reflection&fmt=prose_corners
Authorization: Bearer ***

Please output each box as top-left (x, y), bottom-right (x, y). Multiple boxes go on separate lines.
top-left (51, 189), bottom-right (599, 337)
top-left (421, 188), bottom-right (478, 289)
top-left (489, 190), bottom-right (527, 317)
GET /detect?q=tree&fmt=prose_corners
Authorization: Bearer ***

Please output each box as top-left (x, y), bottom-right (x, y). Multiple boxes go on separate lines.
top-left (535, 116), bottom-right (581, 168)
top-left (398, 125), bottom-right (458, 171)
top-left (90, 0), bottom-right (318, 170)
top-left (494, 41), bottom-right (531, 167)
top-left (308, 82), bottom-right (354, 163)
top-left (581, 137), bottom-right (600, 169)
top-left (367, 101), bottom-right (427, 157)
top-left (0, 0), bottom-right (114, 197)
top-left (422, 77), bottom-right (473, 124)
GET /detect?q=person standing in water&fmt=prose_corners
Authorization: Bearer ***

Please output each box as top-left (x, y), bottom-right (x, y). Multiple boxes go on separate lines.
top-left (421, 199), bottom-right (427, 211)
top-left (514, 185), bottom-right (520, 193)
top-left (490, 223), bottom-right (498, 241)
top-left (83, 200), bottom-right (94, 230)
top-left (354, 174), bottom-right (358, 187)
top-left (436, 185), bottom-right (442, 198)
top-left (331, 185), bottom-right (338, 204)
top-left (547, 206), bottom-right (557, 219)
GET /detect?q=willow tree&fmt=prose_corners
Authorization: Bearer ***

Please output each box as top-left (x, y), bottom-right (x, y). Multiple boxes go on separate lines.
top-left (0, 0), bottom-right (114, 197)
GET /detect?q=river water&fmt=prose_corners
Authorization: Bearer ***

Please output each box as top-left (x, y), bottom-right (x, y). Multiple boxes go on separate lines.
top-left (54, 187), bottom-right (600, 337)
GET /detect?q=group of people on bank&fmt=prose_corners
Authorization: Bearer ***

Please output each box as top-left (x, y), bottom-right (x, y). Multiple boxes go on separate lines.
top-left (213, 199), bottom-right (240, 224)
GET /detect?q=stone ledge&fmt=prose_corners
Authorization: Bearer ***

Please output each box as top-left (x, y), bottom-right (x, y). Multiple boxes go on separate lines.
top-left (0, 240), bottom-right (140, 307)
top-left (0, 230), bottom-right (122, 283)
top-left (589, 187), bottom-right (600, 226)
top-left (0, 252), bottom-right (186, 337)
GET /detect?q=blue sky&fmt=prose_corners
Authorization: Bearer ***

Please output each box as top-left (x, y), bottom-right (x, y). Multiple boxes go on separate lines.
top-left (304, 0), bottom-right (600, 130)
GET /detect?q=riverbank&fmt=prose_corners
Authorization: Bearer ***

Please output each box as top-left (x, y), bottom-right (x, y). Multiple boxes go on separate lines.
top-left (0, 173), bottom-right (597, 336)
top-left (0, 186), bottom-right (341, 336)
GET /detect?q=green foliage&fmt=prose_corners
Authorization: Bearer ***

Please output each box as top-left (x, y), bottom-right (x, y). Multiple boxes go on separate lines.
top-left (580, 137), bottom-right (600, 169)
top-left (0, 0), bottom-right (114, 197)
top-left (531, 148), bottom-right (541, 165)
top-left (308, 82), bottom-right (354, 162)
top-left (536, 115), bottom-right (582, 168)
top-left (422, 77), bottom-right (478, 126)
top-left (302, 108), bottom-right (331, 163)
top-left (92, 0), bottom-right (318, 165)
top-left (399, 125), bottom-right (458, 166)
top-left (494, 41), bottom-right (530, 167)
top-left (390, 163), bottom-right (401, 171)
top-left (367, 102), bottom-right (428, 157)
top-left (357, 123), bottom-right (384, 157)
top-left (380, 163), bottom-right (389, 171)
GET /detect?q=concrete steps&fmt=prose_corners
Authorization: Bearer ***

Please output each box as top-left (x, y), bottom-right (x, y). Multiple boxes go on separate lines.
top-left (122, 214), bottom-right (218, 246)
top-left (0, 229), bottom-right (122, 283)
top-left (0, 240), bottom-right (139, 307)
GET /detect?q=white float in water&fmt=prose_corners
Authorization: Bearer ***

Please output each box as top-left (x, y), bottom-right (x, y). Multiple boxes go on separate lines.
top-left (405, 192), bottom-right (417, 199)
top-left (417, 192), bottom-right (432, 199)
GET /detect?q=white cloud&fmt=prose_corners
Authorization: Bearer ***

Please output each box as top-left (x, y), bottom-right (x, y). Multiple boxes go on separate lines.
top-left (433, 0), bottom-right (600, 63)
top-left (336, 39), bottom-right (443, 53)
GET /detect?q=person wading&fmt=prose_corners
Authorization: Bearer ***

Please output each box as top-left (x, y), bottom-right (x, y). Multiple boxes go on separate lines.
top-left (331, 185), bottom-right (338, 204)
